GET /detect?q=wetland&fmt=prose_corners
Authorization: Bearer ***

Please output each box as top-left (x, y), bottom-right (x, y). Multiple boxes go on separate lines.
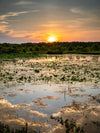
top-left (0, 54), bottom-right (100, 133)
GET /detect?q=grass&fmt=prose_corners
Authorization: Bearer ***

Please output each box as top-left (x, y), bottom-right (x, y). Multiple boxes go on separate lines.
top-left (50, 116), bottom-right (84, 133)
top-left (65, 119), bottom-right (84, 133)
top-left (0, 53), bottom-right (40, 59)
top-left (0, 122), bottom-right (38, 133)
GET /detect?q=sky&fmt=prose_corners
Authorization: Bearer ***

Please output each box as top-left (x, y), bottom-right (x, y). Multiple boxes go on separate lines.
top-left (0, 0), bottom-right (100, 43)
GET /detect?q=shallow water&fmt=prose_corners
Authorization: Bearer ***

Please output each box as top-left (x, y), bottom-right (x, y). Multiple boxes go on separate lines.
top-left (0, 54), bottom-right (100, 132)
top-left (0, 83), bottom-right (100, 122)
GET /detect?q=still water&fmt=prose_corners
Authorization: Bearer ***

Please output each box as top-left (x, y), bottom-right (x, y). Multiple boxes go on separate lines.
top-left (0, 54), bottom-right (100, 132)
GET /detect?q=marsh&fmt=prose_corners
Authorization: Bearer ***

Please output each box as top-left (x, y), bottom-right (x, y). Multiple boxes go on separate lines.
top-left (0, 54), bottom-right (100, 133)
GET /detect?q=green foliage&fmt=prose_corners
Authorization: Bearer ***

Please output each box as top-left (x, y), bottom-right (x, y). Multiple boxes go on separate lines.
top-left (0, 42), bottom-right (100, 59)
top-left (8, 76), bottom-right (13, 81)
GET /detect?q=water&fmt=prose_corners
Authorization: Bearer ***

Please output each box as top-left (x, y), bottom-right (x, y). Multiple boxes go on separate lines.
top-left (0, 54), bottom-right (100, 132)
top-left (0, 83), bottom-right (100, 122)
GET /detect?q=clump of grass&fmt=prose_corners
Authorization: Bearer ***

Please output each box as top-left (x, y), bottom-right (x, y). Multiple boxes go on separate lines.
top-left (71, 76), bottom-right (79, 81)
top-left (54, 74), bottom-right (58, 77)
top-left (50, 116), bottom-right (84, 133)
top-left (42, 75), bottom-right (52, 82)
top-left (65, 118), bottom-right (84, 133)
top-left (8, 76), bottom-right (13, 81)
top-left (72, 71), bottom-right (75, 74)
top-left (4, 80), bottom-right (6, 83)
top-left (28, 76), bottom-right (31, 82)
top-left (19, 76), bottom-right (24, 81)
top-left (60, 76), bottom-right (66, 81)
top-left (0, 122), bottom-right (38, 133)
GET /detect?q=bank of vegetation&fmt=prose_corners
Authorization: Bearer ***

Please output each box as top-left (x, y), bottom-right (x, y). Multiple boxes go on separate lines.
top-left (0, 42), bottom-right (100, 58)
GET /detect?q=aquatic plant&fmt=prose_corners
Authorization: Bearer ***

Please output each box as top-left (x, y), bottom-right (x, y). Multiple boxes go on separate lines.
top-left (0, 122), bottom-right (38, 133)
top-left (50, 115), bottom-right (84, 133)
top-left (34, 69), bottom-right (40, 73)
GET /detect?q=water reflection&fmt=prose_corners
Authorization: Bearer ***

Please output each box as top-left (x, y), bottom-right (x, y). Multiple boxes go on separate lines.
top-left (0, 54), bottom-right (100, 132)
top-left (0, 83), bottom-right (100, 116)
top-left (46, 54), bottom-right (100, 62)
top-left (16, 54), bottom-right (100, 63)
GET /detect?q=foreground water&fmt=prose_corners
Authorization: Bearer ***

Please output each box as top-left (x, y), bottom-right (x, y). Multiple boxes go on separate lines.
top-left (0, 83), bottom-right (100, 118)
top-left (0, 54), bottom-right (100, 133)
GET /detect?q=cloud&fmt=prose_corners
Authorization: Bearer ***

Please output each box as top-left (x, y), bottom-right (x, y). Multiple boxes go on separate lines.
top-left (14, 0), bottom-right (35, 6)
top-left (0, 23), bottom-right (13, 34)
top-left (29, 110), bottom-right (47, 117)
top-left (0, 11), bottom-right (30, 21)
top-left (0, 11), bottom-right (27, 34)
top-left (0, 21), bottom-right (8, 24)
top-left (70, 8), bottom-right (83, 14)
top-left (0, 0), bottom-right (100, 42)
top-left (0, 10), bottom-right (39, 21)
top-left (0, 10), bottom-right (39, 35)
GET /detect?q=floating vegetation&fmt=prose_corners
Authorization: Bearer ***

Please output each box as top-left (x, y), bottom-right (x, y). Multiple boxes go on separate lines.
top-left (0, 55), bottom-right (100, 84)
top-left (0, 55), bottom-right (100, 133)
top-left (34, 69), bottom-right (40, 73)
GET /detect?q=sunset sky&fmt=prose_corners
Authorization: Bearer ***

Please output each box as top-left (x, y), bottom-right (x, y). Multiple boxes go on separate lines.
top-left (0, 0), bottom-right (100, 43)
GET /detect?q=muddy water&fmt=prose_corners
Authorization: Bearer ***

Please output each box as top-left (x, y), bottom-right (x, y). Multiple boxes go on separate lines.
top-left (0, 54), bottom-right (100, 133)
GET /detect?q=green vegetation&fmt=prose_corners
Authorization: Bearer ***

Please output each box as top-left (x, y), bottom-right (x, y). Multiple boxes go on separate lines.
top-left (0, 55), bottom-right (100, 84)
top-left (0, 42), bottom-right (100, 58)
top-left (34, 69), bottom-right (40, 73)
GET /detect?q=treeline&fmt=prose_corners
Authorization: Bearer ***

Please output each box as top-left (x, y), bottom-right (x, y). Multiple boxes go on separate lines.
top-left (0, 42), bottom-right (100, 56)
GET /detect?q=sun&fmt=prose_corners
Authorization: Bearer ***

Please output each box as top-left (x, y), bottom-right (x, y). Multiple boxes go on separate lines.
top-left (48, 37), bottom-right (56, 42)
